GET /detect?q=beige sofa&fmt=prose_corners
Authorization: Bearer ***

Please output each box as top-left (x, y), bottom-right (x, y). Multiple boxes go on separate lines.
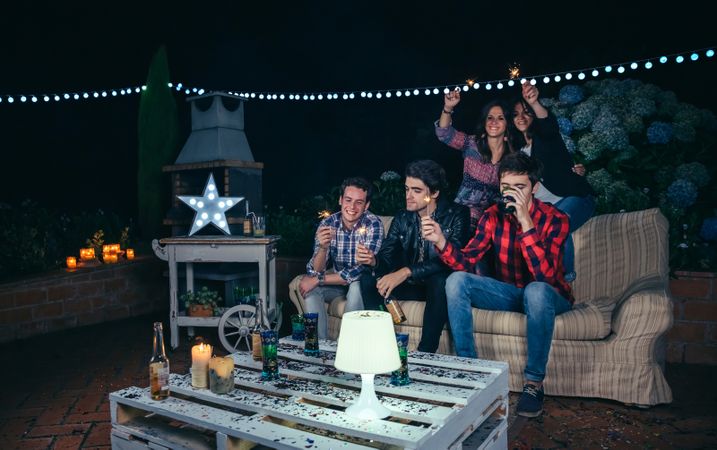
top-left (289, 208), bottom-right (673, 406)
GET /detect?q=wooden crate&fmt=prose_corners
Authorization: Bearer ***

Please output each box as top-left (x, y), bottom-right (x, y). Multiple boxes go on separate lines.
top-left (110, 339), bottom-right (509, 449)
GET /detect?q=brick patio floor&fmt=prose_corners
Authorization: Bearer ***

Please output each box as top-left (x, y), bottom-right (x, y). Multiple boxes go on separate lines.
top-left (1, 312), bottom-right (715, 449)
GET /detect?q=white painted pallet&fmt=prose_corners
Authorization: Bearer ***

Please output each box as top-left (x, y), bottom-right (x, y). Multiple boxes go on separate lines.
top-left (110, 338), bottom-right (509, 449)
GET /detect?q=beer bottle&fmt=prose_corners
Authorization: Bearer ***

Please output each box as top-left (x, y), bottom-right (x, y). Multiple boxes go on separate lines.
top-left (251, 297), bottom-right (266, 361)
top-left (149, 322), bottom-right (170, 400)
top-left (384, 295), bottom-right (407, 324)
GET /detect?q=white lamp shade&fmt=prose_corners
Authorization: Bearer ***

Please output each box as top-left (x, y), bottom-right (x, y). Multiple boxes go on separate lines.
top-left (334, 311), bottom-right (400, 374)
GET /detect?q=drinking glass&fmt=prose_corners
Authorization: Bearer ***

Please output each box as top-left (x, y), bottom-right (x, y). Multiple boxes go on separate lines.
top-left (390, 333), bottom-right (411, 386)
top-left (260, 330), bottom-right (280, 381)
top-left (291, 314), bottom-right (305, 340)
top-left (303, 312), bottom-right (319, 356)
top-left (253, 215), bottom-right (266, 237)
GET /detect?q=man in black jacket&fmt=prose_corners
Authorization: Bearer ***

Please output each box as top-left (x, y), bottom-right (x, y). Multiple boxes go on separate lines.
top-left (357, 160), bottom-right (471, 352)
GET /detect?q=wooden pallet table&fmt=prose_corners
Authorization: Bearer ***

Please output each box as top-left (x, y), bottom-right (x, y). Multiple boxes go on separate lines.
top-left (110, 338), bottom-right (509, 449)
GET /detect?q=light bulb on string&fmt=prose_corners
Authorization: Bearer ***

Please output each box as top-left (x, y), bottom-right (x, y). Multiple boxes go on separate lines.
top-left (508, 80), bottom-right (515, 86)
top-left (676, 55), bottom-right (684, 63)
top-left (660, 56), bottom-right (668, 63)
top-left (497, 82), bottom-right (504, 89)
top-left (385, 92), bottom-right (391, 98)
top-left (554, 75), bottom-right (561, 82)
top-left (617, 66), bottom-right (625, 73)
top-left (485, 83), bottom-right (492, 90)
top-left (707, 49), bottom-right (714, 57)
top-left (578, 72), bottom-right (586, 80)
top-left (543, 76), bottom-right (550, 84)
top-left (690, 53), bottom-right (698, 61)
top-left (432, 88), bottom-right (439, 94)
top-left (604, 65), bottom-right (613, 73)
top-left (591, 69), bottom-right (599, 77)
top-left (565, 73), bottom-right (573, 80)
top-left (645, 61), bottom-right (653, 69)
top-left (631, 62), bottom-right (638, 69)
top-left (396, 91), bottom-right (402, 97)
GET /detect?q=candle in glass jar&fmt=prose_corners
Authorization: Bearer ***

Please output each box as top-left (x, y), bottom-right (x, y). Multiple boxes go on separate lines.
top-left (110, 243), bottom-right (120, 253)
top-left (191, 343), bottom-right (212, 388)
top-left (126, 249), bottom-right (135, 260)
top-left (208, 356), bottom-right (234, 394)
top-left (66, 257), bottom-right (77, 269)
top-left (79, 248), bottom-right (95, 260)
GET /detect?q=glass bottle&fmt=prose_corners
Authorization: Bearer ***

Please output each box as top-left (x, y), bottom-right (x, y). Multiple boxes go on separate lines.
top-left (243, 213), bottom-right (253, 236)
top-left (251, 297), bottom-right (266, 361)
top-left (384, 295), bottom-right (407, 324)
top-left (149, 322), bottom-right (170, 400)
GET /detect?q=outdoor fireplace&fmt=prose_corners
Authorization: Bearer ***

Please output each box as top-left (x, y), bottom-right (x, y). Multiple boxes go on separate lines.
top-left (163, 92), bottom-right (262, 236)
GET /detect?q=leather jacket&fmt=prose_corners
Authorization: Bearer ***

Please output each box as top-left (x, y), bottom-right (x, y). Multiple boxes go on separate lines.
top-left (374, 200), bottom-right (471, 281)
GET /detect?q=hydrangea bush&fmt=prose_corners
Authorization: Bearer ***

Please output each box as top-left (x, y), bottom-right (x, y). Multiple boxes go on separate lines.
top-left (544, 79), bottom-right (717, 271)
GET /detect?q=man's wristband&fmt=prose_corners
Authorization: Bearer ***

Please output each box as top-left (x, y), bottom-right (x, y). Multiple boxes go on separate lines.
top-left (442, 108), bottom-right (454, 115)
top-left (317, 272), bottom-right (325, 286)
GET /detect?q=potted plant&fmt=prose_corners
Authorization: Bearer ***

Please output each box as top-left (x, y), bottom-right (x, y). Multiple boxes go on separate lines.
top-left (181, 286), bottom-right (221, 317)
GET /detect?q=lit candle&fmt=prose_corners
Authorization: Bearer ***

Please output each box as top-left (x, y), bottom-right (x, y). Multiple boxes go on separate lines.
top-left (102, 244), bottom-right (112, 254)
top-left (110, 243), bottom-right (120, 253)
top-left (208, 356), bottom-right (235, 394)
top-left (191, 343), bottom-right (212, 388)
top-left (66, 257), bottom-right (77, 269)
top-left (80, 248), bottom-right (95, 261)
top-left (126, 249), bottom-right (135, 260)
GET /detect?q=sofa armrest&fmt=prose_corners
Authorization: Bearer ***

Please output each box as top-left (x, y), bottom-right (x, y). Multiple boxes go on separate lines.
top-left (288, 275), bottom-right (306, 316)
top-left (611, 289), bottom-right (673, 340)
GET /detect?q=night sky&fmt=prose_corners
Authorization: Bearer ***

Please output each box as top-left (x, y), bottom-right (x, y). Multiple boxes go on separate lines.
top-left (1, 0), bottom-right (714, 218)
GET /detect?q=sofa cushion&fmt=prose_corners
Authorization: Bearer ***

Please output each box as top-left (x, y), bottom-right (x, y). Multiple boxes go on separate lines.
top-left (471, 302), bottom-right (611, 340)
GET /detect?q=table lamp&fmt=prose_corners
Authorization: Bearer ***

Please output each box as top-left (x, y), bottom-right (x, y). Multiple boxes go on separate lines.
top-left (334, 311), bottom-right (400, 420)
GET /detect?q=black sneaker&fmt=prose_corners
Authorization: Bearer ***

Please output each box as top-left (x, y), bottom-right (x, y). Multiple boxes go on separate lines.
top-left (517, 383), bottom-right (544, 417)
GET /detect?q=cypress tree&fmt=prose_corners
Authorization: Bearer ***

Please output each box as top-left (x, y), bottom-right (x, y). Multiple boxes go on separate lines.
top-left (137, 45), bottom-right (180, 239)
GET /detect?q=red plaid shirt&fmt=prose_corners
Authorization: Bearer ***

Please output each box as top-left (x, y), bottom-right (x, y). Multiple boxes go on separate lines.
top-left (438, 198), bottom-right (573, 303)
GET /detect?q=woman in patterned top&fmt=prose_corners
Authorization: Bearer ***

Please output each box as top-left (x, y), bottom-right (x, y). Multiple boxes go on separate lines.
top-left (435, 90), bottom-right (515, 229)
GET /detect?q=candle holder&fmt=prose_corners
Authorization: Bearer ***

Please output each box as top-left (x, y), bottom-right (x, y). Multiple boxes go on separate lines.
top-left (126, 249), bottom-right (135, 260)
top-left (303, 312), bottom-right (319, 357)
top-left (390, 333), bottom-right (411, 386)
top-left (66, 257), bottom-right (77, 269)
top-left (291, 314), bottom-right (305, 340)
top-left (209, 356), bottom-right (235, 394)
top-left (260, 330), bottom-right (280, 381)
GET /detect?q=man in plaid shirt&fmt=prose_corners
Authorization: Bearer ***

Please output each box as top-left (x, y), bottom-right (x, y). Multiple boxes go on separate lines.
top-left (299, 177), bottom-right (384, 339)
top-left (422, 153), bottom-right (572, 418)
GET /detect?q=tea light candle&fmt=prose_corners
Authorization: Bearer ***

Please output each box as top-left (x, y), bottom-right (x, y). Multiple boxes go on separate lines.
top-left (126, 249), bottom-right (135, 260)
top-left (79, 248), bottom-right (95, 260)
top-left (66, 257), bottom-right (77, 269)
top-left (191, 343), bottom-right (212, 388)
top-left (208, 356), bottom-right (235, 394)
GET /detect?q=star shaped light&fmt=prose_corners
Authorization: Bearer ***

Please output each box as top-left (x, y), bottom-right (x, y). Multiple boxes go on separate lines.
top-left (178, 174), bottom-right (244, 235)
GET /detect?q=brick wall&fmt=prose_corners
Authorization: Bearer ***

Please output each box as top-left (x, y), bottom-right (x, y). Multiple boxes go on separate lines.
top-left (667, 271), bottom-right (717, 365)
top-left (0, 256), bottom-right (168, 343)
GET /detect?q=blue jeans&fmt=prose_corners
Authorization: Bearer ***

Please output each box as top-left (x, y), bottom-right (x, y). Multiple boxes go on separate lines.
top-left (304, 281), bottom-right (363, 339)
top-left (554, 195), bottom-right (595, 278)
top-left (446, 272), bottom-right (572, 382)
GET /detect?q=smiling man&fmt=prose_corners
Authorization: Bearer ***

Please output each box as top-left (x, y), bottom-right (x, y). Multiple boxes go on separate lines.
top-left (299, 177), bottom-right (384, 340)
top-left (422, 152), bottom-right (572, 418)
top-left (356, 160), bottom-right (470, 353)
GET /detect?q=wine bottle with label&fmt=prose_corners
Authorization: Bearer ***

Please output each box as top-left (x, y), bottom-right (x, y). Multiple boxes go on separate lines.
top-left (149, 322), bottom-right (170, 400)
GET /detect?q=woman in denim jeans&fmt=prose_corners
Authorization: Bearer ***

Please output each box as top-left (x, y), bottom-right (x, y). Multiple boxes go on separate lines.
top-left (510, 82), bottom-right (595, 281)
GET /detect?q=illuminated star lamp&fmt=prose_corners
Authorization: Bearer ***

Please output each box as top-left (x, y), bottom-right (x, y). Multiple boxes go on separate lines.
top-left (178, 174), bottom-right (244, 236)
top-left (334, 311), bottom-right (400, 420)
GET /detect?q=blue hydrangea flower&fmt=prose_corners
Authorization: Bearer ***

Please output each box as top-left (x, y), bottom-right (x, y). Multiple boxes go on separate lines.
top-left (666, 179), bottom-right (698, 207)
top-left (571, 101), bottom-right (599, 130)
top-left (557, 117), bottom-right (573, 135)
top-left (380, 171), bottom-right (401, 181)
top-left (632, 83), bottom-right (661, 100)
top-left (676, 162), bottom-right (710, 187)
top-left (646, 122), bottom-right (673, 144)
top-left (700, 218), bottom-right (717, 241)
top-left (629, 96), bottom-right (656, 117)
top-left (675, 103), bottom-right (702, 127)
top-left (539, 97), bottom-right (555, 108)
top-left (591, 107), bottom-right (621, 133)
top-left (673, 121), bottom-right (696, 143)
top-left (577, 133), bottom-right (606, 161)
top-left (587, 168), bottom-right (614, 193)
top-left (561, 134), bottom-right (576, 153)
top-left (558, 85), bottom-right (584, 105)
top-left (598, 79), bottom-right (628, 97)
top-left (623, 114), bottom-right (644, 133)
top-left (596, 127), bottom-right (630, 150)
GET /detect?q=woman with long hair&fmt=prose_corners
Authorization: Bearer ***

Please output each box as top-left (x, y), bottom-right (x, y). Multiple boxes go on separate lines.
top-left (435, 91), bottom-right (514, 229)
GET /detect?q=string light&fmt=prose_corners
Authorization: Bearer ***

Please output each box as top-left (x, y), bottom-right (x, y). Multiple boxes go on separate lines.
top-left (1, 46), bottom-right (713, 105)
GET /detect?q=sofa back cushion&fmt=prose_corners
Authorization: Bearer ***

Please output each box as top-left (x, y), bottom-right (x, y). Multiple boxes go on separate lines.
top-left (571, 208), bottom-right (669, 309)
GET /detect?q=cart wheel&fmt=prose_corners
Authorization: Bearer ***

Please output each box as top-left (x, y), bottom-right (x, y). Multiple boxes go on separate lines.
top-left (218, 305), bottom-right (257, 353)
